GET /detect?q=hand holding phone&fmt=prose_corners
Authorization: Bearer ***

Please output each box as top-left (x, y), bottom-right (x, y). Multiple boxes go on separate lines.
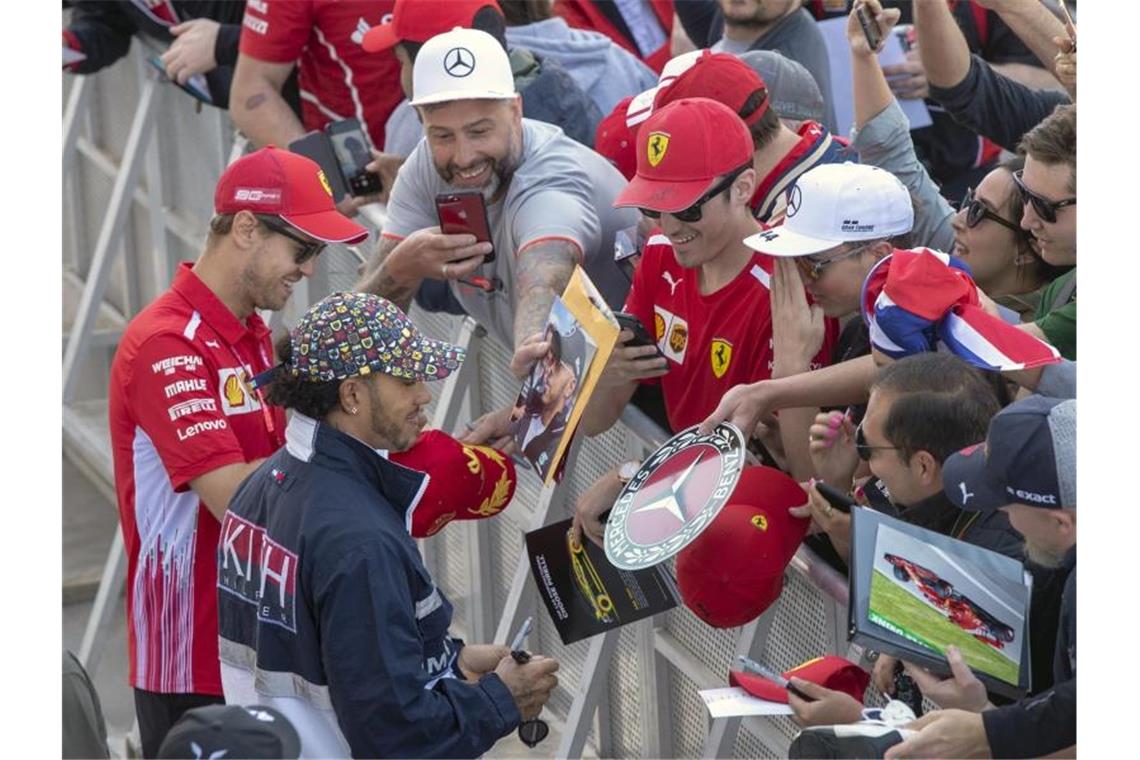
top-left (854, 2), bottom-right (884, 52)
top-left (326, 118), bottom-right (383, 197)
top-left (436, 192), bottom-right (495, 263)
top-left (614, 311), bottom-right (661, 354)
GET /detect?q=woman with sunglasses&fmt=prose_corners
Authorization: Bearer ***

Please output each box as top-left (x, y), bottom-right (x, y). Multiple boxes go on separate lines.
top-left (846, 6), bottom-right (1070, 324)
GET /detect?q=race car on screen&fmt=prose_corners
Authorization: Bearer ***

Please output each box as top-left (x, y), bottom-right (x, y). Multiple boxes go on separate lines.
top-left (883, 554), bottom-right (1016, 649)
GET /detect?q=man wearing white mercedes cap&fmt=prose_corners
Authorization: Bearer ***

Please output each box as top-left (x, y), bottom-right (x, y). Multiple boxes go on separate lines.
top-left (358, 27), bottom-right (637, 443)
top-left (699, 162), bottom-right (916, 474)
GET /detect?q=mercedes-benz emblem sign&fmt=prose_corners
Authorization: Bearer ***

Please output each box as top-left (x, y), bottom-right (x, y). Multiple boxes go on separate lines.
top-left (443, 47), bottom-right (475, 78)
top-left (786, 184), bottom-right (803, 218)
top-left (604, 423), bottom-right (745, 571)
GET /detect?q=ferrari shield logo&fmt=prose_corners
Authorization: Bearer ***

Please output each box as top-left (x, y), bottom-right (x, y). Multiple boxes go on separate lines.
top-left (604, 423), bottom-right (746, 571)
top-left (317, 170), bottom-right (333, 197)
top-left (647, 131), bottom-right (670, 167)
top-left (710, 339), bottom-right (733, 379)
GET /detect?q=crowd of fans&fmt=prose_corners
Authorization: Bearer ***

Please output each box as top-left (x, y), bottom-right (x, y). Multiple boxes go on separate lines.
top-left (64, 0), bottom-right (1078, 757)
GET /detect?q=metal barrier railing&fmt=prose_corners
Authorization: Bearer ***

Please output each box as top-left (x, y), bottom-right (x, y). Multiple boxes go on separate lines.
top-left (63, 41), bottom-right (862, 757)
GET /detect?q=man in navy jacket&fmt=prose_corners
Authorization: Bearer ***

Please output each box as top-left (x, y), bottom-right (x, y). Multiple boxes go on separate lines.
top-left (217, 292), bottom-right (559, 758)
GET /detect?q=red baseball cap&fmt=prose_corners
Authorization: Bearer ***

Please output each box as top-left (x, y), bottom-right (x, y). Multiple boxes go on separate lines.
top-left (653, 52), bottom-right (770, 127)
top-left (595, 95), bottom-right (638, 180)
top-left (613, 97), bottom-right (754, 213)
top-left (214, 147), bottom-right (368, 244)
top-left (674, 466), bottom-right (810, 628)
top-left (729, 655), bottom-right (870, 704)
top-left (389, 430), bottom-right (517, 537)
top-left (362, 0), bottom-right (503, 52)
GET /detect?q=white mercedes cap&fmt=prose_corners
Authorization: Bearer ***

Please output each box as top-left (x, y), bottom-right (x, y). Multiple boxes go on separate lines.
top-left (410, 27), bottom-right (517, 107)
top-left (743, 163), bottom-right (914, 257)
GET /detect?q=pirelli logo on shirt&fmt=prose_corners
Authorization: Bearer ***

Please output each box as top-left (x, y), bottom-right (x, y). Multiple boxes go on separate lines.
top-left (219, 512), bottom-right (298, 633)
top-left (653, 306), bottom-right (688, 364)
top-left (167, 397), bottom-right (218, 421)
top-left (218, 367), bottom-right (262, 416)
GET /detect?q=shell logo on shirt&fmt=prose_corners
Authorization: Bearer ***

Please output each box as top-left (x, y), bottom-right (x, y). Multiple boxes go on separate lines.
top-left (710, 338), bottom-right (733, 379)
top-left (219, 366), bottom-right (262, 416)
top-left (654, 306), bottom-right (688, 363)
top-left (647, 131), bottom-right (670, 167)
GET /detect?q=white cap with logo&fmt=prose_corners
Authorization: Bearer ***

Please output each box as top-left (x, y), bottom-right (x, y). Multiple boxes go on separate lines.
top-left (743, 163), bottom-right (914, 257)
top-left (410, 27), bottom-right (517, 107)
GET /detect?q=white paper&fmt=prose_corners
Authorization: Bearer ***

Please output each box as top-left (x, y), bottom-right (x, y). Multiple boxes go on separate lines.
top-left (698, 687), bottom-right (794, 718)
top-left (817, 17), bottom-right (932, 138)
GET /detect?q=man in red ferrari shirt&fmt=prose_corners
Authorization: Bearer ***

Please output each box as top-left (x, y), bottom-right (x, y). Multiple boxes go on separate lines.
top-left (107, 147), bottom-right (367, 757)
top-left (229, 1), bottom-right (402, 192)
top-left (570, 97), bottom-right (836, 547)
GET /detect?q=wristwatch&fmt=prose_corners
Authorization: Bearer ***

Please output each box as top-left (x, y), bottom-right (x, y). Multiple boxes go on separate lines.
top-left (616, 460), bottom-right (641, 484)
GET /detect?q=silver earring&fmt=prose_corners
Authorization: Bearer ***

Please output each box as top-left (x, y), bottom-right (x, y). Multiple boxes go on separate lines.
top-left (350, 407), bottom-right (358, 415)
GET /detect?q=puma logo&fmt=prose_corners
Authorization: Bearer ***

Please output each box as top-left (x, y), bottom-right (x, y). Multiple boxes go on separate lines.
top-left (959, 482), bottom-right (974, 505)
top-left (204, 340), bottom-right (220, 349)
top-left (661, 271), bottom-right (682, 295)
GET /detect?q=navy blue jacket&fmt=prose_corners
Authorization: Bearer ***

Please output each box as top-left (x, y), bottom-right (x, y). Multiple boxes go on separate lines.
top-left (983, 547), bottom-right (1076, 758)
top-left (217, 414), bottom-right (519, 758)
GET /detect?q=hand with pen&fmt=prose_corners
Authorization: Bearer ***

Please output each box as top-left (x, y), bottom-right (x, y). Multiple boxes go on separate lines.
top-left (495, 618), bottom-right (560, 740)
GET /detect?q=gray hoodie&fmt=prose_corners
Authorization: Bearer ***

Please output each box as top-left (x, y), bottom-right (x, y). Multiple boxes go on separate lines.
top-left (505, 17), bottom-right (658, 117)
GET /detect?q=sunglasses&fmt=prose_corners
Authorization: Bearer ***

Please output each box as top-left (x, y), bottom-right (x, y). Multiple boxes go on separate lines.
top-left (960, 187), bottom-right (1022, 233)
top-left (1011, 170), bottom-right (1076, 224)
top-left (639, 163), bottom-right (750, 223)
top-left (855, 423), bottom-right (899, 462)
top-left (256, 214), bottom-right (327, 265)
top-left (796, 243), bottom-right (872, 281)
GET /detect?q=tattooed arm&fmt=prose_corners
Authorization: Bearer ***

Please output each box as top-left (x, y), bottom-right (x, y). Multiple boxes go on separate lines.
top-left (229, 53), bottom-right (305, 148)
top-left (355, 230), bottom-right (492, 313)
top-left (355, 235), bottom-right (418, 312)
top-left (512, 239), bottom-right (579, 373)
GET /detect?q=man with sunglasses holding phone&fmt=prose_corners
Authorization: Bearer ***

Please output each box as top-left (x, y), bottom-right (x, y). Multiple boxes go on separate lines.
top-left (108, 147), bottom-right (368, 756)
top-left (571, 97), bottom-right (837, 547)
top-left (1016, 104), bottom-right (1077, 360)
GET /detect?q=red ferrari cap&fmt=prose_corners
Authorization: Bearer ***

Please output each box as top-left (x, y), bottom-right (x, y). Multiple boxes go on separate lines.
top-left (362, 0), bottom-right (503, 52)
top-left (613, 97), bottom-right (753, 213)
top-left (214, 146), bottom-right (368, 244)
top-left (675, 466), bottom-right (810, 628)
top-left (389, 429), bottom-right (517, 537)
top-left (654, 51), bottom-right (770, 127)
top-left (595, 95), bottom-right (638, 180)
top-left (729, 655), bottom-right (870, 704)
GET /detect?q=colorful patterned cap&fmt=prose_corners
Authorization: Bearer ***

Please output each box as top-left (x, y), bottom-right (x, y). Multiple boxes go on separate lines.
top-left (288, 292), bottom-right (464, 383)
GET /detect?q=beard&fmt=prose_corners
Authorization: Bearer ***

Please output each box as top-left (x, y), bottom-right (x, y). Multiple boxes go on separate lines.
top-left (1025, 540), bottom-right (1065, 568)
top-left (436, 131), bottom-right (523, 203)
top-left (367, 378), bottom-right (419, 453)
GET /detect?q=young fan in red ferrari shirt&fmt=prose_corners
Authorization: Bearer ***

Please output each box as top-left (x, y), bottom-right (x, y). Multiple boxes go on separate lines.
top-left (571, 97), bottom-right (837, 548)
top-left (107, 147), bottom-right (367, 757)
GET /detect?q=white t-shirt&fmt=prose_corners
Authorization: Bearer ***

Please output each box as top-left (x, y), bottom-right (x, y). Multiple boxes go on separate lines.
top-left (383, 119), bottom-right (637, 348)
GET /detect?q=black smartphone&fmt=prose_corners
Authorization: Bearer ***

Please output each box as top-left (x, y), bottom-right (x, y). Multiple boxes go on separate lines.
top-left (325, 118), bottom-right (383, 197)
top-left (436, 191), bottom-right (495, 263)
top-left (147, 56), bottom-right (213, 104)
top-left (614, 311), bottom-right (664, 358)
top-left (855, 3), bottom-right (883, 51)
top-left (814, 481), bottom-right (855, 514)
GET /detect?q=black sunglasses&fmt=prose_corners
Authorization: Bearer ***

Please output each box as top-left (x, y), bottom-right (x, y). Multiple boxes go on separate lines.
top-left (855, 423), bottom-right (900, 462)
top-left (510, 649), bottom-right (550, 748)
top-left (960, 187), bottom-right (1022, 233)
top-left (255, 214), bottom-right (327, 265)
top-left (1011, 170), bottom-right (1076, 225)
top-left (639, 163), bottom-right (750, 223)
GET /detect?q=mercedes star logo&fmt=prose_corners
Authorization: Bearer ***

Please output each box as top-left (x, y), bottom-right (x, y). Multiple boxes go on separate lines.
top-left (787, 184), bottom-right (803, 217)
top-left (443, 47), bottom-right (475, 78)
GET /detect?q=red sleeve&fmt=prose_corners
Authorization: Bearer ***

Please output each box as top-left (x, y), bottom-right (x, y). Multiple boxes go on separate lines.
top-left (129, 334), bottom-right (248, 492)
top-left (238, 0), bottom-right (313, 63)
